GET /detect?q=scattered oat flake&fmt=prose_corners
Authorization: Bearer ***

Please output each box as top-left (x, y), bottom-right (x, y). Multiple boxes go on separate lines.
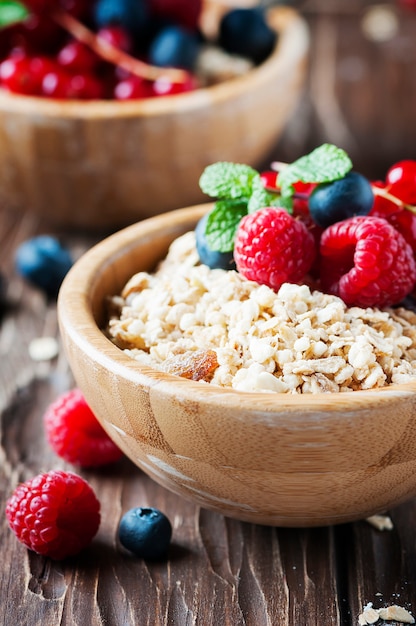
top-left (359, 604), bottom-right (381, 624)
top-left (28, 337), bottom-right (59, 361)
top-left (365, 514), bottom-right (394, 531)
top-left (358, 603), bottom-right (415, 625)
top-left (378, 605), bottom-right (415, 623)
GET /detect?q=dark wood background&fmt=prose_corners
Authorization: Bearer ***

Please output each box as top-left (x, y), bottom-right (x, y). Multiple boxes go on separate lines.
top-left (1, 1), bottom-right (416, 624)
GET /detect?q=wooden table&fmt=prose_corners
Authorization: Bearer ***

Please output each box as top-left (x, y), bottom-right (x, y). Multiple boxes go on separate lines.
top-left (2, 1), bottom-right (416, 624)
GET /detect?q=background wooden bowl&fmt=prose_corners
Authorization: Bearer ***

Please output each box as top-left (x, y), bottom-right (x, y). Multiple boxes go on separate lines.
top-left (0, 6), bottom-right (308, 231)
top-left (58, 205), bottom-right (416, 527)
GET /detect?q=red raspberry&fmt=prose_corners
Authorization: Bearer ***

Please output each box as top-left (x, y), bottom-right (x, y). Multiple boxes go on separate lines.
top-left (234, 207), bottom-right (316, 291)
top-left (319, 215), bottom-right (416, 307)
top-left (6, 470), bottom-right (100, 560)
top-left (44, 388), bottom-right (123, 467)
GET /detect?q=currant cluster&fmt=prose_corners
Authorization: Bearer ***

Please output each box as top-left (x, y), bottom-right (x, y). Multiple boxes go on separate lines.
top-left (0, 0), bottom-right (276, 100)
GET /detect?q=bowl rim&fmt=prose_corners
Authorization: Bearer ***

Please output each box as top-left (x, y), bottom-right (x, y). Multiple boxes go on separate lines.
top-left (0, 6), bottom-right (309, 119)
top-left (58, 203), bottom-right (416, 412)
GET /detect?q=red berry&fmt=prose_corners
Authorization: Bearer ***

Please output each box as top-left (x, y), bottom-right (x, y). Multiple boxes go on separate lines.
top-left (57, 40), bottom-right (100, 74)
top-left (44, 388), bottom-right (123, 467)
top-left (14, 13), bottom-right (65, 54)
top-left (152, 73), bottom-right (196, 96)
top-left (6, 470), bottom-right (100, 560)
top-left (41, 68), bottom-right (72, 98)
top-left (59, 0), bottom-right (92, 20)
top-left (370, 182), bottom-right (416, 254)
top-left (260, 170), bottom-right (278, 190)
top-left (234, 207), bottom-right (316, 291)
top-left (68, 73), bottom-right (105, 99)
top-left (114, 75), bottom-right (154, 100)
top-left (0, 55), bottom-right (40, 94)
top-left (23, 0), bottom-right (50, 13)
top-left (319, 215), bottom-right (416, 307)
top-left (385, 160), bottom-right (416, 205)
top-left (97, 26), bottom-right (132, 53)
top-left (149, 0), bottom-right (202, 29)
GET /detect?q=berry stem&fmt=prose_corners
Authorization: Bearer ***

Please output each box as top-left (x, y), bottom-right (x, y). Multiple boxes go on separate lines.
top-left (371, 184), bottom-right (416, 214)
top-left (52, 10), bottom-right (189, 84)
top-left (270, 160), bottom-right (288, 172)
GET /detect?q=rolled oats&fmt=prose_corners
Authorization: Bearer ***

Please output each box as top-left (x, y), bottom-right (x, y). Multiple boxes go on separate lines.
top-left (107, 232), bottom-right (416, 394)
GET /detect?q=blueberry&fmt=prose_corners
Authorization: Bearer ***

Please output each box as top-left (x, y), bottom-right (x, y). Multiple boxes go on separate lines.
top-left (94, 0), bottom-right (149, 38)
top-left (308, 171), bottom-right (374, 229)
top-left (15, 235), bottom-right (73, 298)
top-left (195, 213), bottom-right (236, 270)
top-left (118, 507), bottom-right (172, 560)
top-left (148, 25), bottom-right (200, 70)
top-left (218, 8), bottom-right (277, 65)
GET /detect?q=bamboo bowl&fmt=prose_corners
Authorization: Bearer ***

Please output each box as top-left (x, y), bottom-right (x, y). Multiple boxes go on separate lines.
top-left (0, 6), bottom-right (308, 231)
top-left (58, 205), bottom-right (416, 527)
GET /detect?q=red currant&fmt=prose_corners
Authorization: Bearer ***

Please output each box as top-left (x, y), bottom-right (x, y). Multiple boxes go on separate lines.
top-left (59, 0), bottom-right (92, 20)
top-left (370, 182), bottom-right (416, 254)
top-left (23, 0), bottom-right (50, 13)
top-left (260, 170), bottom-right (278, 191)
top-left (41, 68), bottom-right (72, 98)
top-left (57, 40), bottom-right (100, 74)
top-left (0, 55), bottom-right (40, 94)
top-left (68, 73), bottom-right (105, 99)
top-left (97, 26), bottom-right (133, 53)
top-left (152, 73), bottom-right (196, 97)
top-left (114, 76), bottom-right (154, 100)
top-left (385, 160), bottom-right (416, 205)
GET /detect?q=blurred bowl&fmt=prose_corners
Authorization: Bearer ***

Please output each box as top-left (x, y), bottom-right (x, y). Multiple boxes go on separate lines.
top-left (58, 205), bottom-right (416, 527)
top-left (0, 6), bottom-right (309, 230)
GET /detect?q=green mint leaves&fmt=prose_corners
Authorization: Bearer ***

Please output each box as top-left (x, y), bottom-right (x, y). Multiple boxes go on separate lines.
top-left (204, 200), bottom-right (248, 253)
top-left (199, 163), bottom-right (281, 252)
top-left (277, 143), bottom-right (353, 198)
top-left (0, 1), bottom-right (29, 29)
top-left (199, 162), bottom-right (260, 200)
top-left (198, 143), bottom-right (353, 253)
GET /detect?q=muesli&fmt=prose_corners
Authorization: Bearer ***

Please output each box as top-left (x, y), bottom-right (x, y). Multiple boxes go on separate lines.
top-left (107, 231), bottom-right (416, 394)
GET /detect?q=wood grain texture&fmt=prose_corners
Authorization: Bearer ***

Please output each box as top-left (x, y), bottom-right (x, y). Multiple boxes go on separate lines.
top-left (2, 2), bottom-right (416, 624)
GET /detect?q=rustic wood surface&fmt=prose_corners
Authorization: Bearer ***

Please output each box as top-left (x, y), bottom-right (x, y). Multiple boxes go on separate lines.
top-left (1, 1), bottom-right (416, 625)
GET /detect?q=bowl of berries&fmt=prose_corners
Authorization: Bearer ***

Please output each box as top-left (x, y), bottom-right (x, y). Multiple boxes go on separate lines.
top-left (0, 0), bottom-right (309, 230)
top-left (58, 143), bottom-right (416, 527)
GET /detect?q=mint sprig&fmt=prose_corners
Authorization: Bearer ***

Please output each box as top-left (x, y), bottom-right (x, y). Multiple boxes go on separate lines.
top-left (198, 143), bottom-right (353, 253)
top-left (205, 200), bottom-right (247, 253)
top-left (0, 0), bottom-right (29, 29)
top-left (199, 162), bottom-right (260, 200)
top-left (277, 143), bottom-right (353, 198)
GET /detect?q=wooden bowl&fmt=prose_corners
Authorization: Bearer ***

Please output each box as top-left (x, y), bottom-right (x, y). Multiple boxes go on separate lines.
top-left (57, 204), bottom-right (416, 527)
top-left (0, 6), bottom-right (308, 231)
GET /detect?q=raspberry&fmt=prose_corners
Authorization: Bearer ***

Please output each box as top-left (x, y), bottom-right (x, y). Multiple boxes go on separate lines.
top-left (44, 388), bottom-right (123, 467)
top-left (6, 470), bottom-right (100, 560)
top-left (319, 215), bottom-right (416, 307)
top-left (234, 207), bottom-right (316, 291)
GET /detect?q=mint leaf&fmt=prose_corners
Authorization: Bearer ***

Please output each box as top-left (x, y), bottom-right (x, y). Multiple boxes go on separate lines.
top-left (0, 0), bottom-right (29, 28)
top-left (205, 200), bottom-right (247, 252)
top-left (277, 143), bottom-right (353, 197)
top-left (247, 176), bottom-right (284, 213)
top-left (199, 162), bottom-right (260, 200)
